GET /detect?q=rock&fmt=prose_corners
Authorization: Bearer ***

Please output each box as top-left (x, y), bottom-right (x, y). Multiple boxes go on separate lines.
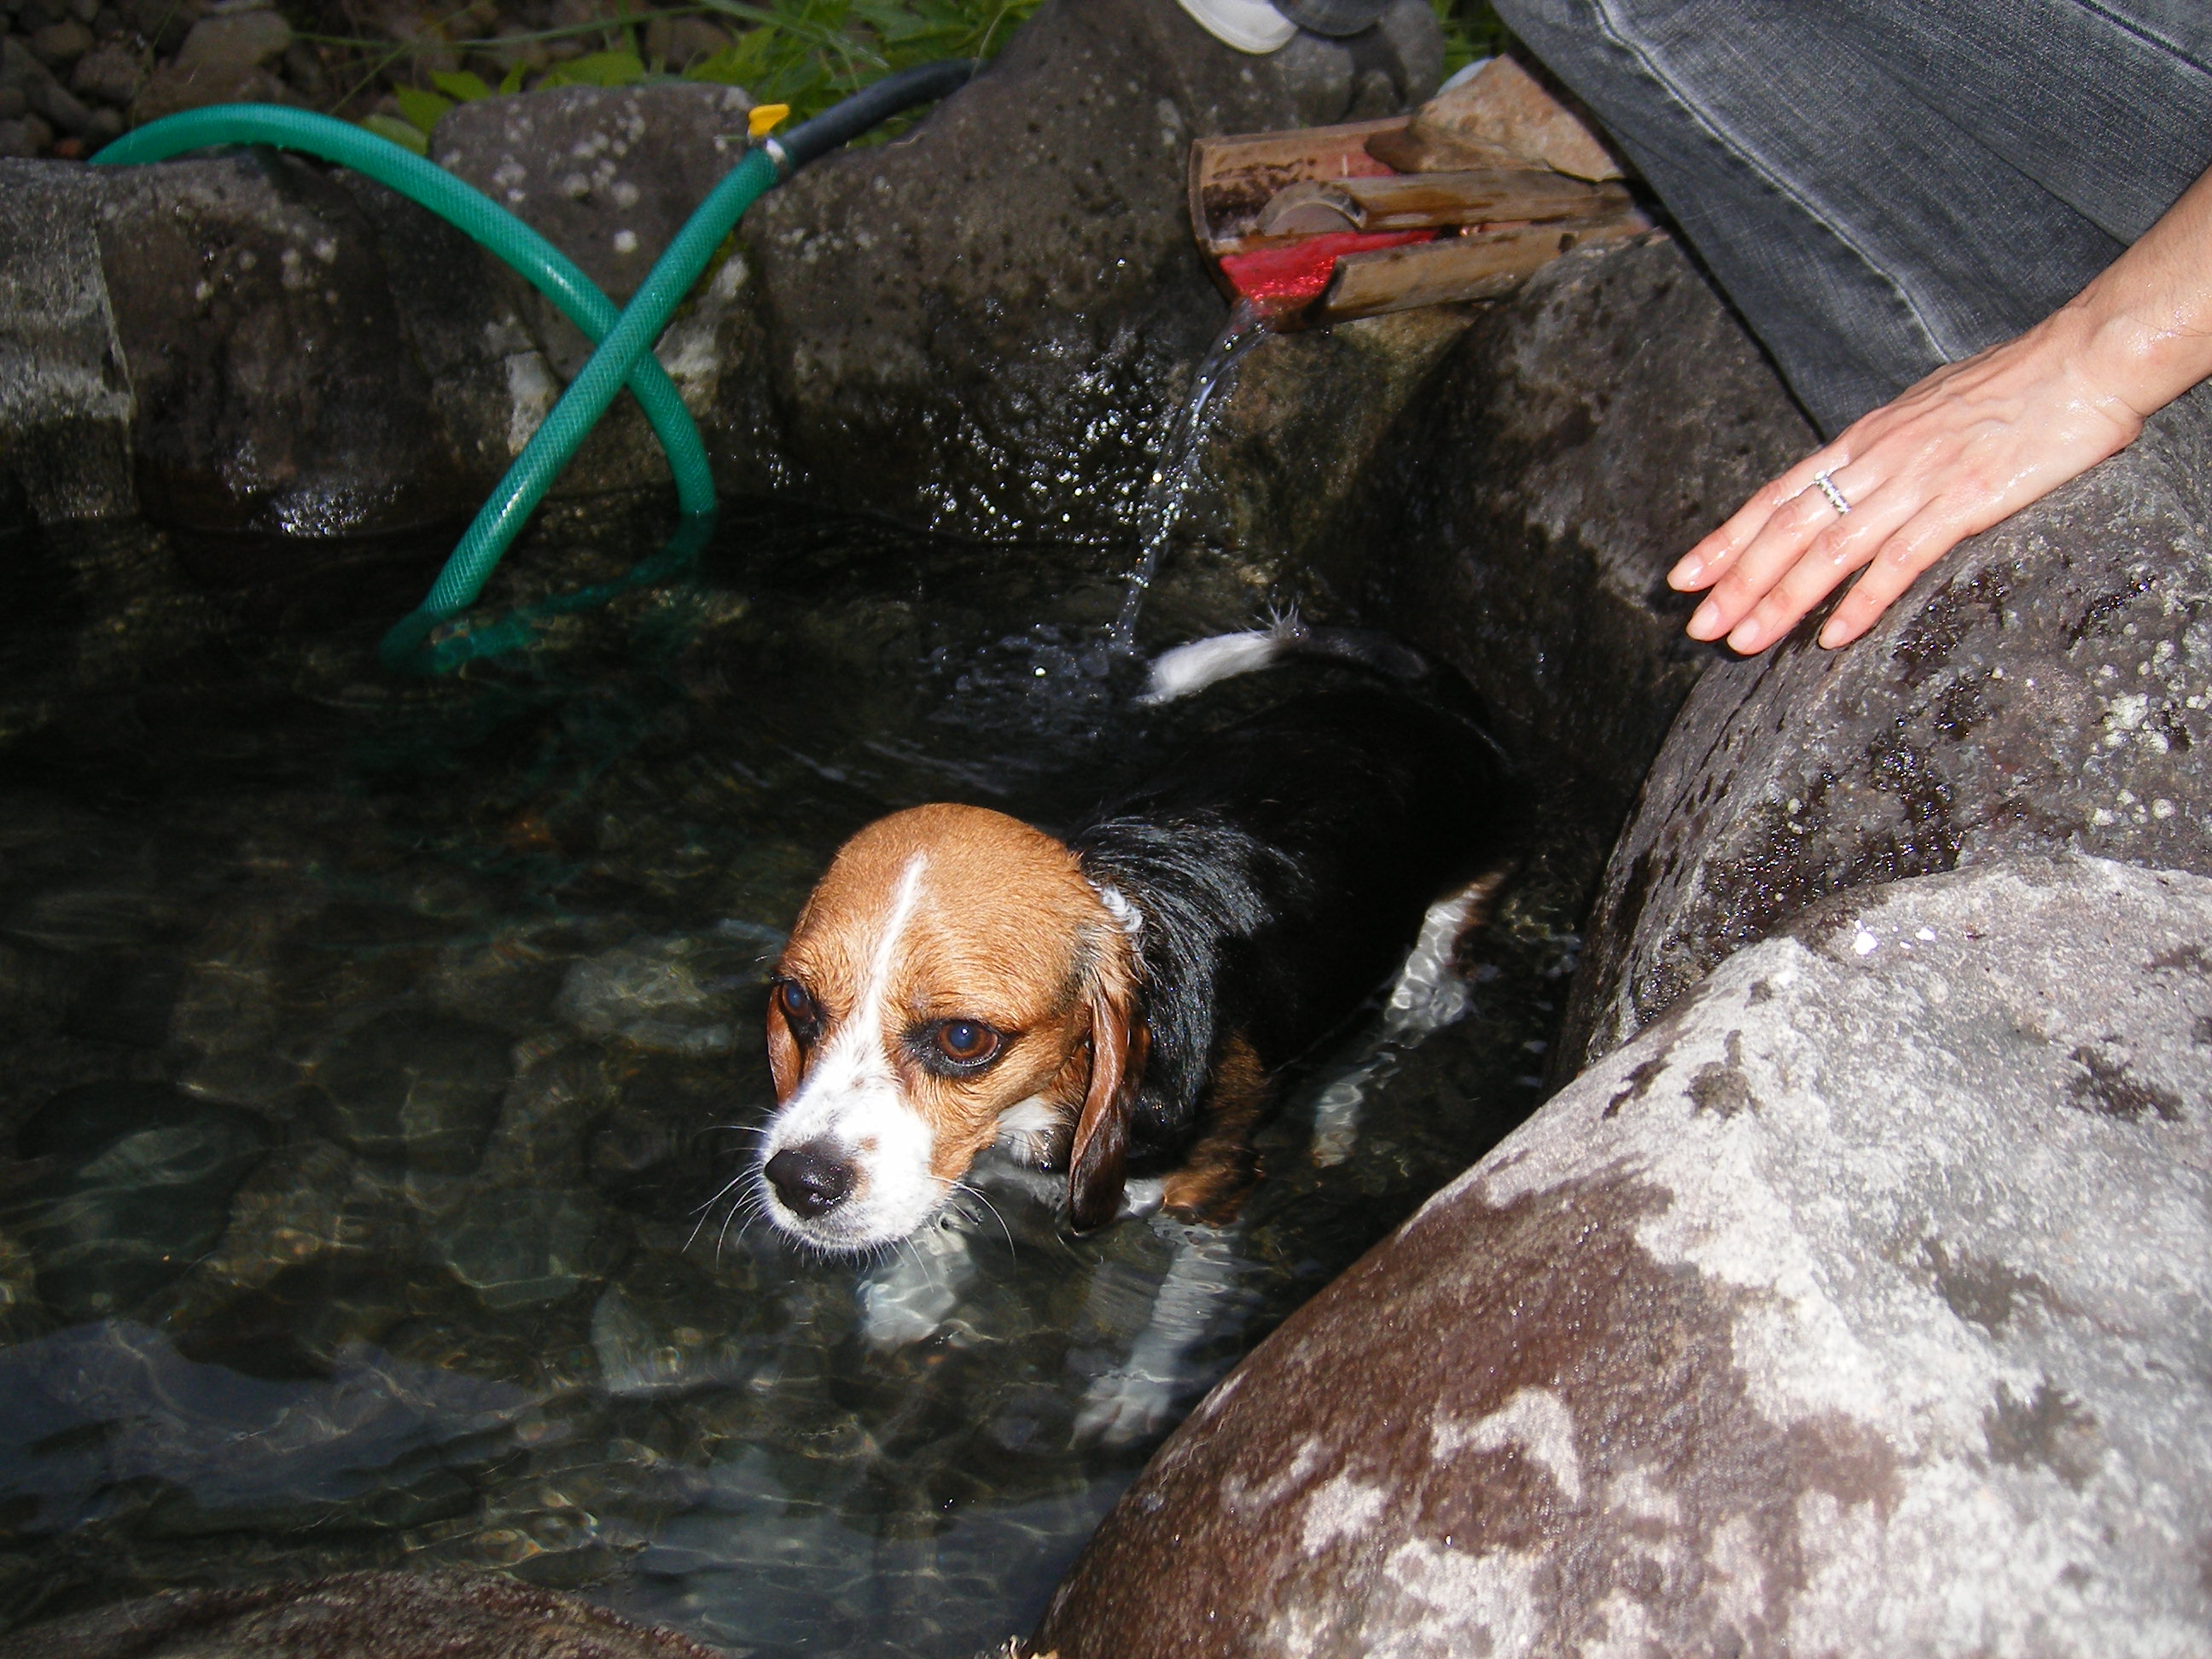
top-left (2, 36), bottom-right (96, 138)
top-left (428, 1185), bottom-right (608, 1312)
top-left (640, 15), bottom-right (731, 71)
top-left (0, 1568), bottom-right (727, 1658)
top-left (26, 19), bottom-right (93, 72)
top-left (0, 1322), bottom-right (530, 1541)
top-left (552, 925), bottom-right (777, 1057)
top-left (719, 0), bottom-right (1444, 542)
top-left (1038, 854), bottom-right (2212, 1658)
top-left (113, 0), bottom-right (194, 56)
top-left (1142, 302), bottom-right (1481, 647)
top-left (1271, 0), bottom-right (1445, 127)
top-left (0, 0), bottom-right (1449, 565)
top-left (423, 81), bottom-right (771, 498)
top-left (1391, 50), bottom-right (1626, 180)
top-left (63, 952), bottom-right (187, 1047)
top-left (432, 83), bottom-right (758, 311)
top-left (1565, 380), bottom-right (2212, 1066)
top-left (0, 118), bottom-right (44, 158)
top-left (1307, 233), bottom-right (1813, 824)
top-left (0, 1224), bottom-right (38, 1342)
top-left (129, 3), bottom-right (291, 125)
top-left (94, 148), bottom-right (483, 538)
top-left (68, 39), bottom-right (143, 108)
top-left (5, 1080), bottom-right (271, 1323)
top-left (0, 86), bottom-right (26, 121)
top-left (311, 1009), bottom-right (512, 1173)
top-left (0, 160), bottom-right (134, 524)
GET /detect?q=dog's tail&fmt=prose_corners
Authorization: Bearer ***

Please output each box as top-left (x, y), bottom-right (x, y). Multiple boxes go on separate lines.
top-left (1137, 608), bottom-right (1430, 706)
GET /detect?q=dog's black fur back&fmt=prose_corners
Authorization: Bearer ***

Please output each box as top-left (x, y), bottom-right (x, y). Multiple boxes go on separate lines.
top-left (1072, 679), bottom-right (1509, 1172)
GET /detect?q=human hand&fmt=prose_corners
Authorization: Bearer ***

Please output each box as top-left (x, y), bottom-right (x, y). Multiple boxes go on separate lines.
top-left (1667, 162), bottom-right (2212, 656)
top-left (1665, 316), bottom-right (2145, 655)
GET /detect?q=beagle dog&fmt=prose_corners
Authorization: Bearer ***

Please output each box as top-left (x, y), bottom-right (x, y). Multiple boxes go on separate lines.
top-left (754, 624), bottom-right (1510, 1254)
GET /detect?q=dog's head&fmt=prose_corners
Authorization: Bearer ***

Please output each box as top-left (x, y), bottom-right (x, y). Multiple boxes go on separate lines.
top-left (756, 803), bottom-right (1143, 1251)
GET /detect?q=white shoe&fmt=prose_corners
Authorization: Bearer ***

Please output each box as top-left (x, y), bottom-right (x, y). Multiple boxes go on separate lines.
top-left (1176, 0), bottom-right (1298, 55)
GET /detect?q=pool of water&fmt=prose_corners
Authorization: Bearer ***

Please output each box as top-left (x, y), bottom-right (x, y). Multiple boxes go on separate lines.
top-left (0, 505), bottom-right (1580, 1656)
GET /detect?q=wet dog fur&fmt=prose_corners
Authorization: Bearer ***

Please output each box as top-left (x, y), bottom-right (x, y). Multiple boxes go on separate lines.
top-left (754, 627), bottom-right (1511, 1253)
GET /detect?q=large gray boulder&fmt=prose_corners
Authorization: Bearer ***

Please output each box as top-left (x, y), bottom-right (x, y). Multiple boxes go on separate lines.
top-left (1036, 853), bottom-right (2212, 1657)
top-left (1565, 382), bottom-right (2212, 1066)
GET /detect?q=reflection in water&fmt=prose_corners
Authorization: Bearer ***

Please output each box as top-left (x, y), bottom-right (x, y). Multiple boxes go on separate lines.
top-left (0, 508), bottom-right (1578, 1655)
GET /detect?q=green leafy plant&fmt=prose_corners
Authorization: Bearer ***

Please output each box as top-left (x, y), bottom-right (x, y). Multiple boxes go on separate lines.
top-left (341, 0), bottom-right (1506, 146)
top-left (679, 0), bottom-right (1041, 121)
top-left (1434, 0), bottom-right (1508, 79)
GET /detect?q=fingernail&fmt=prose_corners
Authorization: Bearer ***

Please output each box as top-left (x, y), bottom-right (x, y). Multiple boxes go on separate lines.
top-left (1688, 599), bottom-right (1721, 637)
top-left (1729, 618), bottom-right (1763, 652)
top-left (1668, 554), bottom-right (1703, 588)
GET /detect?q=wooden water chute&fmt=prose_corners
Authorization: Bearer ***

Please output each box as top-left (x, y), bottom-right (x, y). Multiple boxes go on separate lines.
top-left (1189, 77), bottom-right (1649, 326)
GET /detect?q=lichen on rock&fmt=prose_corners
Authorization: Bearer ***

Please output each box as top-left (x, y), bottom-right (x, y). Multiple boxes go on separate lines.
top-left (1038, 854), bottom-right (2212, 1658)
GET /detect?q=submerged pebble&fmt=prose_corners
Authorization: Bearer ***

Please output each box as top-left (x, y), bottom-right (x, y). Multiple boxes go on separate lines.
top-left (311, 1010), bottom-right (513, 1173)
top-left (0, 510), bottom-right (1574, 1655)
top-left (555, 929), bottom-right (778, 1057)
top-left (428, 1186), bottom-right (610, 1313)
top-left (8, 1081), bottom-right (271, 1324)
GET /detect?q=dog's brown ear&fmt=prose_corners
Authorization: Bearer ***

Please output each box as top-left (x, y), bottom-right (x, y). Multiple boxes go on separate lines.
top-left (765, 996), bottom-right (802, 1102)
top-left (1068, 985), bottom-right (1144, 1231)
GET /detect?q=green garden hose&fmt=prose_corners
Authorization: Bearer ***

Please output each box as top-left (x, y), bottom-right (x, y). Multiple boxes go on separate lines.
top-left (92, 59), bottom-right (977, 672)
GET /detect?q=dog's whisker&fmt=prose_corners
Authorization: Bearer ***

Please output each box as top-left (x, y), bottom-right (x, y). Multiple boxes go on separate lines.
top-left (954, 1181), bottom-right (1016, 1257)
top-left (689, 1168), bottom-right (754, 1219)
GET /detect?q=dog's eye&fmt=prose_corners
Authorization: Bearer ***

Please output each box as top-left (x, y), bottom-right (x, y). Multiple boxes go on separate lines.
top-left (776, 980), bottom-right (819, 1039)
top-left (933, 1019), bottom-right (1001, 1067)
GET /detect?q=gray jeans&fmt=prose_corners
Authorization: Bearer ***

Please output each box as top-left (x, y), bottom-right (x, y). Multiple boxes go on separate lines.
top-left (1492, 0), bottom-right (2212, 434)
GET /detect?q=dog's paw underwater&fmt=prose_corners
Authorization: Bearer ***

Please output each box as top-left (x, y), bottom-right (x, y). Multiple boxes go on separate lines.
top-left (751, 621), bottom-right (1517, 1258)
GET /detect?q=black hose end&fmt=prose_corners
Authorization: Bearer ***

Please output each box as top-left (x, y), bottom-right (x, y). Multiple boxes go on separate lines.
top-left (780, 58), bottom-right (981, 172)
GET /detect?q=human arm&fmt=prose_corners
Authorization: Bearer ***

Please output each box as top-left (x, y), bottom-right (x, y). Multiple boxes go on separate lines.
top-left (1667, 162), bottom-right (2212, 655)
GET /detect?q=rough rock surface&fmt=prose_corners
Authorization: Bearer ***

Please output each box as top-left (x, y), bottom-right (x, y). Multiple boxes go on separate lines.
top-left (1307, 232), bottom-right (1814, 822)
top-left (0, 1569), bottom-right (725, 1658)
top-left (433, 83), bottom-right (758, 311)
top-left (0, 162), bottom-right (133, 525)
top-left (1566, 381), bottom-right (2212, 1066)
top-left (93, 151), bottom-right (483, 539)
top-left (711, 0), bottom-right (1444, 541)
top-left (0, 0), bottom-right (1444, 558)
top-left (1037, 854), bottom-right (2212, 1659)
top-left (129, 6), bottom-right (293, 127)
top-left (1102, 300), bottom-right (1485, 649)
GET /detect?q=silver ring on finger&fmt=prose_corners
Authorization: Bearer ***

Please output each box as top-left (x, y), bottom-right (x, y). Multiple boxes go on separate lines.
top-left (1811, 469), bottom-right (1852, 515)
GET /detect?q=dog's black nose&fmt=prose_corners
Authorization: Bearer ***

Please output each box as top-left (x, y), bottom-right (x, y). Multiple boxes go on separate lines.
top-left (765, 1144), bottom-right (854, 1218)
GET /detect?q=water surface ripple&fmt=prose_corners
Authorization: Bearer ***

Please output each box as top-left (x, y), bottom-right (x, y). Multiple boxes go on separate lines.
top-left (0, 508), bottom-right (1576, 1655)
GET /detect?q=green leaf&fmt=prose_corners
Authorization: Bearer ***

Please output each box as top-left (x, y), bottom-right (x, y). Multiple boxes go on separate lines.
top-left (541, 48), bottom-right (649, 87)
top-left (393, 85), bottom-right (453, 137)
top-left (431, 68), bottom-right (492, 101)
top-left (498, 61), bottom-right (527, 95)
top-left (361, 112), bottom-right (430, 154)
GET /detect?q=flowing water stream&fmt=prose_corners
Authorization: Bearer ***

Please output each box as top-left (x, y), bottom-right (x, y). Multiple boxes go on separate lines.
top-left (1109, 299), bottom-right (1273, 651)
top-left (0, 505), bottom-right (1580, 1656)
